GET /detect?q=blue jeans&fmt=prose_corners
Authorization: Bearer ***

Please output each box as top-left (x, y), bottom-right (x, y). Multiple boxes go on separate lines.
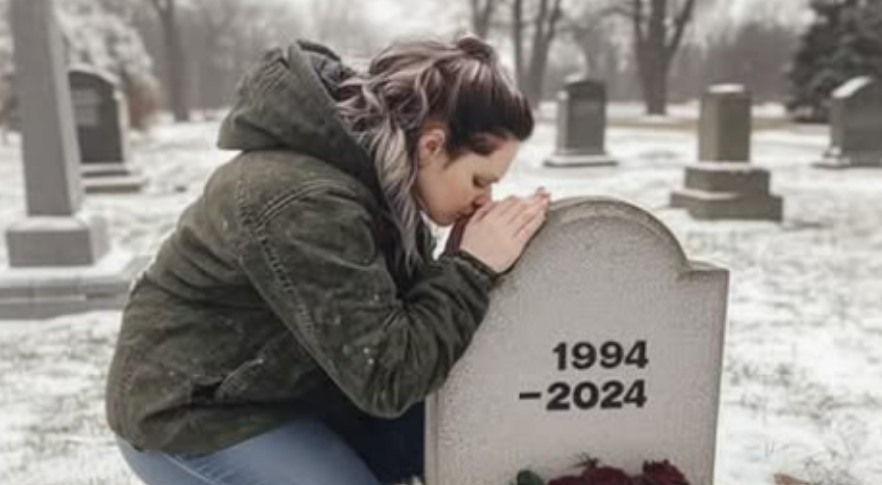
top-left (116, 403), bottom-right (424, 485)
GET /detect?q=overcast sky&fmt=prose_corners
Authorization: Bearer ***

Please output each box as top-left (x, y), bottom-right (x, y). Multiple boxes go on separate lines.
top-left (299, 0), bottom-right (814, 36)
top-left (271, 0), bottom-right (814, 53)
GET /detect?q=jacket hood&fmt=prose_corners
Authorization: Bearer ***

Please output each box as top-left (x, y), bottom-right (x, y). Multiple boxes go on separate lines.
top-left (217, 41), bottom-right (378, 194)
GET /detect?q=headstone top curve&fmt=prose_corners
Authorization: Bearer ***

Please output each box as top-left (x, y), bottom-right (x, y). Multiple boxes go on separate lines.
top-left (537, 197), bottom-right (700, 275)
top-left (69, 65), bottom-right (119, 88)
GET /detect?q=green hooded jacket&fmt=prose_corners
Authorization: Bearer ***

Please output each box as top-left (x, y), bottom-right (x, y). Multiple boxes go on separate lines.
top-left (105, 42), bottom-right (500, 454)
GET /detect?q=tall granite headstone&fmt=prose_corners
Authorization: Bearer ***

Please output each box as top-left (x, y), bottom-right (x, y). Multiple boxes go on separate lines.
top-left (69, 67), bottom-right (145, 193)
top-left (698, 85), bottom-right (751, 162)
top-left (0, 0), bottom-right (141, 319)
top-left (817, 76), bottom-right (882, 168)
top-left (426, 198), bottom-right (729, 485)
top-left (671, 85), bottom-right (783, 221)
top-left (545, 78), bottom-right (616, 167)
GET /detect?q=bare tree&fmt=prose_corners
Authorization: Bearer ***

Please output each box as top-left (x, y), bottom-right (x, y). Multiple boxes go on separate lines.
top-left (189, 0), bottom-right (253, 113)
top-left (615, 0), bottom-right (696, 115)
top-left (464, 0), bottom-right (567, 104)
top-left (511, 0), bottom-right (565, 106)
top-left (309, 0), bottom-right (380, 56)
top-left (148, 0), bottom-right (190, 122)
top-left (564, 5), bottom-right (621, 79)
top-left (470, 0), bottom-right (500, 38)
top-left (703, 21), bottom-right (799, 103)
top-left (0, 0), bottom-right (12, 141)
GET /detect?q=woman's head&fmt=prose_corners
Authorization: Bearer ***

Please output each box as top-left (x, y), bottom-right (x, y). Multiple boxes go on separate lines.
top-left (337, 34), bottom-right (534, 271)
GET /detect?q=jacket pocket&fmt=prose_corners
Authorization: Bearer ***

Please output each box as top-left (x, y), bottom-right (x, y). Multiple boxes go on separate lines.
top-left (214, 332), bottom-right (316, 402)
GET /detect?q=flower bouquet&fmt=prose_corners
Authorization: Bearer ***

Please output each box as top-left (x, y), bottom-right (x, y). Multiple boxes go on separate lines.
top-left (513, 456), bottom-right (691, 485)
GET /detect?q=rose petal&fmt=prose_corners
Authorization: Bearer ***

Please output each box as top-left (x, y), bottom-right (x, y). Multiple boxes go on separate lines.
top-left (548, 476), bottom-right (591, 485)
top-left (582, 466), bottom-right (633, 485)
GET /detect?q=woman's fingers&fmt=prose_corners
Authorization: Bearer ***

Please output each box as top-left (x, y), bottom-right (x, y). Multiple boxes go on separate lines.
top-left (511, 190), bottom-right (549, 224)
top-left (471, 200), bottom-right (497, 222)
top-left (516, 207), bottom-right (547, 242)
top-left (485, 192), bottom-right (549, 229)
top-left (491, 196), bottom-right (525, 223)
top-left (458, 188), bottom-right (552, 274)
top-left (512, 203), bottom-right (542, 232)
top-left (514, 191), bottom-right (550, 238)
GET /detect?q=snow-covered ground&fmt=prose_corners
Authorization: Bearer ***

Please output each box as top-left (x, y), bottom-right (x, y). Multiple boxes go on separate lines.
top-left (0, 105), bottom-right (880, 485)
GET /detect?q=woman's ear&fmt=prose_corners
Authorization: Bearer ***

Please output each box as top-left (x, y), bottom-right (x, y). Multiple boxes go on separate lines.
top-left (418, 128), bottom-right (447, 167)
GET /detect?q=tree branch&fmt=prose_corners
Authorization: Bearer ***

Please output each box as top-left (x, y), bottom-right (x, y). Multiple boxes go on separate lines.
top-left (470, 0), bottom-right (500, 37)
top-left (531, 0), bottom-right (550, 67)
top-left (664, 0), bottom-right (695, 63)
top-left (564, 3), bottom-right (624, 43)
top-left (543, 0), bottom-right (564, 47)
top-left (480, 0), bottom-right (497, 31)
top-left (633, 0), bottom-right (646, 48)
top-left (512, 0), bottom-right (524, 84)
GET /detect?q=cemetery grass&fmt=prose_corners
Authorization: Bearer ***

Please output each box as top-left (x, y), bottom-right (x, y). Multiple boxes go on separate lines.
top-left (1, 106), bottom-right (881, 485)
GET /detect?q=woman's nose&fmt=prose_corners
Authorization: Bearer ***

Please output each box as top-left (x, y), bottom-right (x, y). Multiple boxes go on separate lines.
top-left (475, 187), bottom-right (492, 206)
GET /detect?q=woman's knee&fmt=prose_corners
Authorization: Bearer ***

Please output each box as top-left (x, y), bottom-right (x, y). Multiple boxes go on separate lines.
top-left (116, 419), bottom-right (384, 485)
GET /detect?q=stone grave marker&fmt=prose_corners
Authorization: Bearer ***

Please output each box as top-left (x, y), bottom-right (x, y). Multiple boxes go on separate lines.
top-left (69, 67), bottom-right (145, 193)
top-left (0, 0), bottom-right (141, 319)
top-left (545, 77), bottom-right (616, 167)
top-left (698, 85), bottom-right (751, 162)
top-left (426, 198), bottom-right (728, 485)
top-left (818, 76), bottom-right (882, 168)
top-left (671, 84), bottom-right (783, 221)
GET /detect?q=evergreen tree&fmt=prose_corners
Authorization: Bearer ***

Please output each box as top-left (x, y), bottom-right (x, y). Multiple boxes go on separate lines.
top-left (788, 0), bottom-right (882, 122)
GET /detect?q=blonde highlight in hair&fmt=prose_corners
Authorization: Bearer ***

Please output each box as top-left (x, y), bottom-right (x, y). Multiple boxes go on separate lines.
top-left (336, 34), bottom-right (533, 275)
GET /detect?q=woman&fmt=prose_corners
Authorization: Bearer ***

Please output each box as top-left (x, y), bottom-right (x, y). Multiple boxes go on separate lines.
top-left (106, 34), bottom-right (549, 485)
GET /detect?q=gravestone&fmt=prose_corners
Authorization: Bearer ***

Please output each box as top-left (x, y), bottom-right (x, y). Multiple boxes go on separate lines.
top-left (426, 198), bottom-right (728, 485)
top-left (0, 0), bottom-right (141, 319)
top-left (698, 85), bottom-right (751, 162)
top-left (671, 85), bottom-right (783, 221)
top-left (817, 76), bottom-right (882, 168)
top-left (69, 67), bottom-right (146, 193)
top-left (545, 77), bottom-right (616, 167)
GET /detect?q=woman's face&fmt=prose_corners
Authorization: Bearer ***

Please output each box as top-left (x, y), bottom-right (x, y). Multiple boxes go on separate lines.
top-left (414, 129), bottom-right (519, 227)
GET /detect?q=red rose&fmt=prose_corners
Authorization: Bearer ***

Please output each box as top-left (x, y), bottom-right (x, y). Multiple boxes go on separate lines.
top-left (581, 465), bottom-right (634, 485)
top-left (642, 460), bottom-right (690, 485)
top-left (548, 475), bottom-right (591, 485)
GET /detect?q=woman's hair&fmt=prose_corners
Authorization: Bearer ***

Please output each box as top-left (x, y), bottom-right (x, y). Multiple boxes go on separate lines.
top-left (336, 33), bottom-right (534, 275)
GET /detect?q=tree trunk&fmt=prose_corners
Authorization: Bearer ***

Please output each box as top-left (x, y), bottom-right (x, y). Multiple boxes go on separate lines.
top-left (524, 64), bottom-right (543, 107)
top-left (512, 0), bottom-right (525, 88)
top-left (516, 0), bottom-right (562, 107)
top-left (642, 60), bottom-right (669, 115)
top-left (636, 38), bottom-right (669, 115)
top-left (644, 0), bottom-right (667, 115)
top-left (526, 31), bottom-right (554, 107)
top-left (157, 0), bottom-right (190, 122)
top-left (629, 0), bottom-right (694, 115)
top-left (523, 0), bottom-right (548, 106)
top-left (470, 0), bottom-right (495, 38)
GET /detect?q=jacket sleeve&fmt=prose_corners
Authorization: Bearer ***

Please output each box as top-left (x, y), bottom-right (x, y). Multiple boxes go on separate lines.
top-left (240, 185), bottom-right (499, 418)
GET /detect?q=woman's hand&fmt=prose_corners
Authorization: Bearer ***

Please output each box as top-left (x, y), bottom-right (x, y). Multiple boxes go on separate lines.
top-left (456, 188), bottom-right (550, 274)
